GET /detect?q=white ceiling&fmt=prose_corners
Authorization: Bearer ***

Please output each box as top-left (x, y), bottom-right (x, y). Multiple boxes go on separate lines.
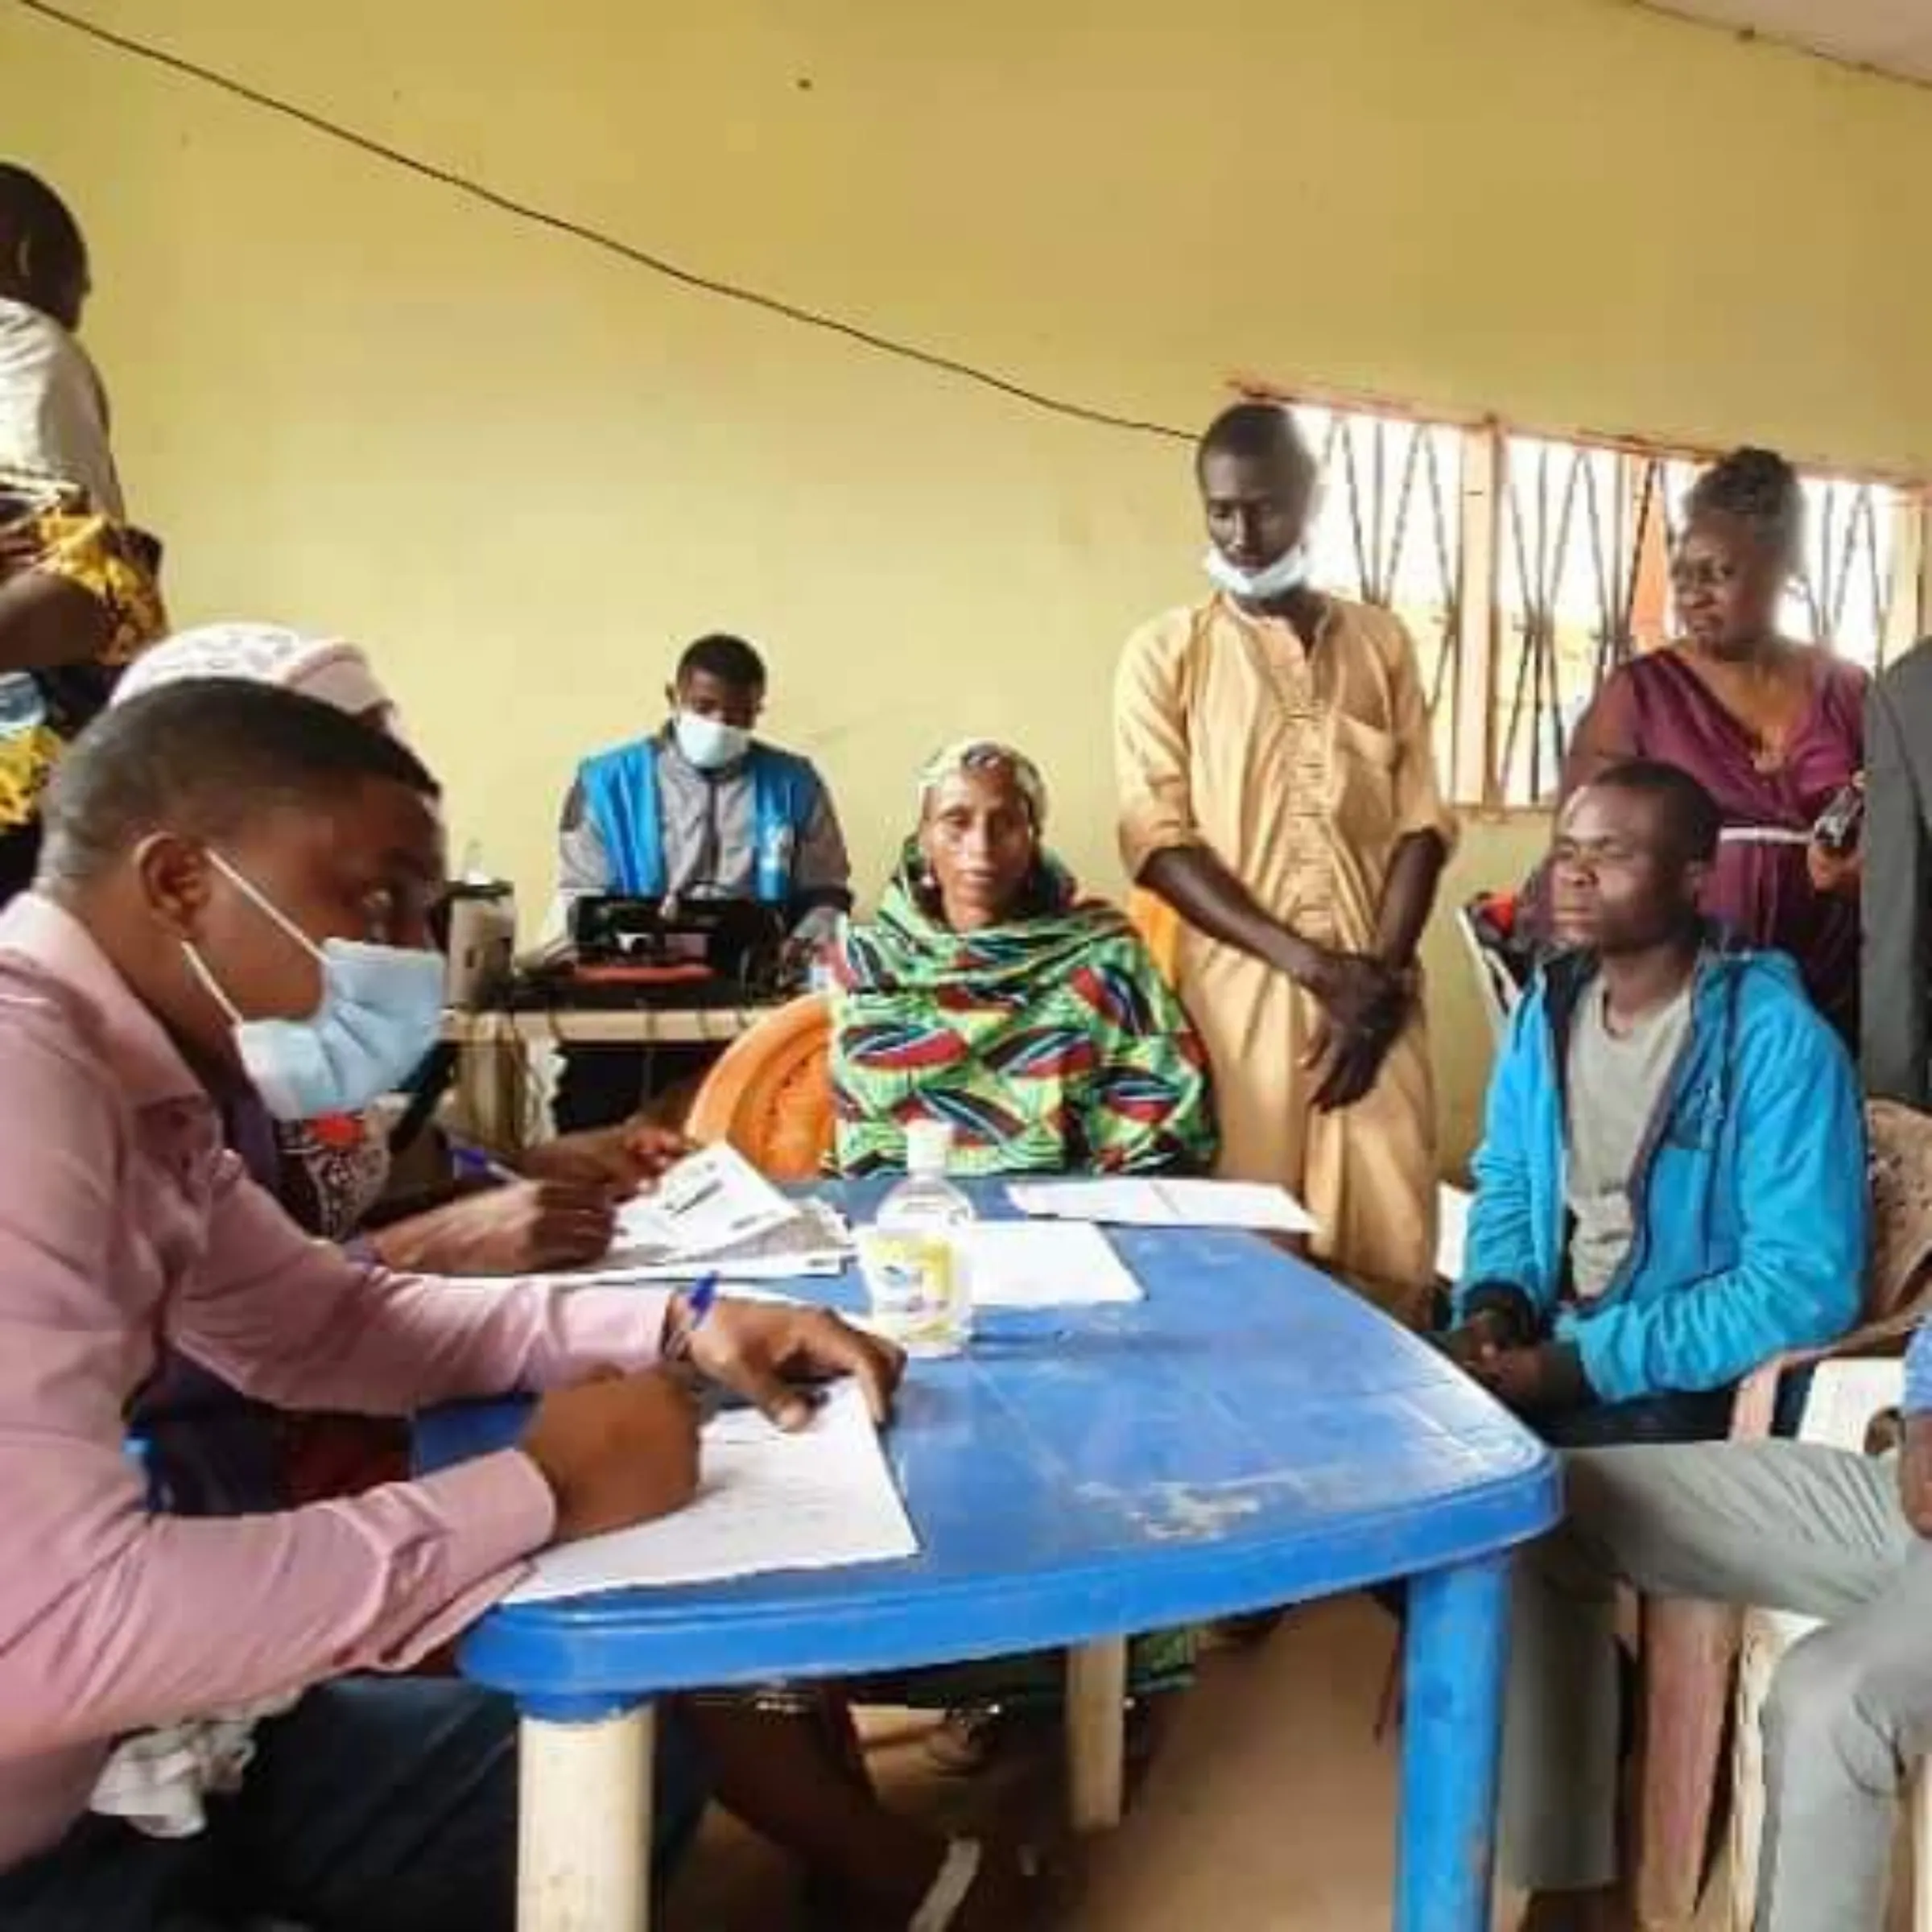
top-left (1645, 0), bottom-right (1932, 85)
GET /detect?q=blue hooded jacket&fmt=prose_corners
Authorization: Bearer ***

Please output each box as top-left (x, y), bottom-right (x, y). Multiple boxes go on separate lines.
top-left (1455, 947), bottom-right (1866, 1406)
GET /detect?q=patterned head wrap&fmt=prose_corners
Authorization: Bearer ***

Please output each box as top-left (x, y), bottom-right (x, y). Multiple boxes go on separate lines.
top-left (112, 622), bottom-right (394, 725)
top-left (916, 738), bottom-right (1048, 829)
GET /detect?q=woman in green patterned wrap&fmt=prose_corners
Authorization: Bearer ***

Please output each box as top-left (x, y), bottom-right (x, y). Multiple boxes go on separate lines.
top-left (831, 738), bottom-right (1215, 1179)
top-left (832, 740), bottom-right (1214, 1770)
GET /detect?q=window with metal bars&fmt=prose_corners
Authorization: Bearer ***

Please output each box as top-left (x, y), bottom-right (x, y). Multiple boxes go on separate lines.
top-left (1496, 448), bottom-right (1921, 806)
top-left (1265, 388), bottom-right (1929, 810)
top-left (1292, 403), bottom-right (1465, 789)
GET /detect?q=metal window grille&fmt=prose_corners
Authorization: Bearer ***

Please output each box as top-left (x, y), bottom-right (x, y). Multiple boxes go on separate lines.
top-left (1257, 386), bottom-right (1930, 808)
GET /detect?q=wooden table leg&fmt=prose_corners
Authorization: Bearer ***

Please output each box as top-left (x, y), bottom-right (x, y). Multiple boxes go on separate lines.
top-left (1395, 1552), bottom-right (1511, 1932)
top-left (453, 1026), bottom-right (530, 1158)
top-left (518, 1703), bottom-right (654, 1932)
top-left (1066, 1636), bottom-right (1128, 1831)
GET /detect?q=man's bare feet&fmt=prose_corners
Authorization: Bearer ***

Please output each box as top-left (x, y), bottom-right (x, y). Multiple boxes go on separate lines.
top-left (1518, 1887), bottom-right (1629, 1932)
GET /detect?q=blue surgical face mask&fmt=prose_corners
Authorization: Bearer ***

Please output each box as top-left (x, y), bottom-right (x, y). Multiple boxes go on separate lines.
top-left (1203, 543), bottom-right (1311, 603)
top-left (180, 852), bottom-right (444, 1120)
top-left (673, 709), bottom-right (752, 772)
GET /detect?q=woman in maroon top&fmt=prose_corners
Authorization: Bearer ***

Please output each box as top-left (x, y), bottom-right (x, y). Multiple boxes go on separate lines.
top-left (1563, 447), bottom-right (1864, 1043)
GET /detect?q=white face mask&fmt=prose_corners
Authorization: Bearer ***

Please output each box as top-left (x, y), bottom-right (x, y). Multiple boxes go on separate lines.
top-left (180, 851), bottom-right (445, 1121)
top-left (673, 710), bottom-right (752, 772)
top-left (1203, 543), bottom-right (1311, 603)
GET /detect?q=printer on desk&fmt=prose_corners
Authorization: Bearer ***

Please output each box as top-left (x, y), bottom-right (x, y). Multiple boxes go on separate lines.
top-left (511, 894), bottom-right (791, 1009)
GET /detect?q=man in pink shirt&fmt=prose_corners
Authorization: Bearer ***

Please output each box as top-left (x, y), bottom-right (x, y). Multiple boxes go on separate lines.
top-left (0, 677), bottom-right (899, 1930)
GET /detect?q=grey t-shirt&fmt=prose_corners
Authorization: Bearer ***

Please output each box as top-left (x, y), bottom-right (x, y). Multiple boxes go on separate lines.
top-left (1565, 980), bottom-right (1694, 1301)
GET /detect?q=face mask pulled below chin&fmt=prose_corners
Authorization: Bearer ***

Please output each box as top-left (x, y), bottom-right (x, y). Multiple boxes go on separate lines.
top-left (672, 710), bottom-right (752, 772)
top-left (1203, 543), bottom-right (1311, 602)
top-left (181, 854), bottom-right (445, 1121)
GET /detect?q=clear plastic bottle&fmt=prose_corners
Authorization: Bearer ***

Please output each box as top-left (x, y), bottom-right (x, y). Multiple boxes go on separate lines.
top-left (866, 1121), bottom-right (975, 1356)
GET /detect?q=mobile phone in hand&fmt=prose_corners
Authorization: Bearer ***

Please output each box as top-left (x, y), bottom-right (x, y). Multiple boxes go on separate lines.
top-left (1814, 780), bottom-right (1865, 856)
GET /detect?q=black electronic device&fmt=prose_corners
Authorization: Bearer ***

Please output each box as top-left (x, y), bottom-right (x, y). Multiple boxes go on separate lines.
top-left (508, 895), bottom-right (787, 1009)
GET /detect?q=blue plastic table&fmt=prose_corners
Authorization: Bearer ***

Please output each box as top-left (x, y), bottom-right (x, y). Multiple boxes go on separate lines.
top-left (418, 1181), bottom-right (1560, 1932)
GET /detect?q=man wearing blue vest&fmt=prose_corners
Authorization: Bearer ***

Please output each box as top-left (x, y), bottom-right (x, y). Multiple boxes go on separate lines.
top-left (554, 632), bottom-right (850, 1128)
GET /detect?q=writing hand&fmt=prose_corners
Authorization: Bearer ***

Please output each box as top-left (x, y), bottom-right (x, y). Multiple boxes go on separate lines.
top-left (377, 1179), bottom-right (617, 1275)
top-left (521, 1367), bottom-right (700, 1542)
top-left (523, 1119), bottom-right (692, 1194)
top-left (679, 1298), bottom-right (906, 1431)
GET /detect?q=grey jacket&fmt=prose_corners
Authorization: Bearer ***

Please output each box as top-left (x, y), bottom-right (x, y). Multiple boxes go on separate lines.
top-left (1864, 636), bottom-right (1932, 1108)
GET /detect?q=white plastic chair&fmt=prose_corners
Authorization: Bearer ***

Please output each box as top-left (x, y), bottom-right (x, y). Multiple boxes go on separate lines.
top-left (1454, 902), bottom-right (1521, 1047)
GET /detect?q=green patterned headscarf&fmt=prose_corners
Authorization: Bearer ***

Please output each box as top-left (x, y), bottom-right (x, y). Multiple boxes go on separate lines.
top-left (917, 739), bottom-right (1048, 828)
top-left (829, 840), bottom-right (1216, 1179)
top-left (837, 840), bottom-right (1114, 997)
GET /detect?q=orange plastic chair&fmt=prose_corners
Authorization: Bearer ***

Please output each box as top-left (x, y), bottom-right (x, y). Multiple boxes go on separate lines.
top-left (685, 993), bottom-right (836, 1180)
top-left (1125, 887), bottom-right (1179, 986)
top-left (1635, 1099), bottom-right (1932, 1922)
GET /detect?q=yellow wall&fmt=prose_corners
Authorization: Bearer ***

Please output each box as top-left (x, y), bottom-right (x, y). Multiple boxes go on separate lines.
top-left (4, 0), bottom-right (1930, 1167)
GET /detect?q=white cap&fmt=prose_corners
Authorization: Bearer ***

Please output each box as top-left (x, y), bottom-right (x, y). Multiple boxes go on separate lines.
top-left (904, 1120), bottom-right (954, 1177)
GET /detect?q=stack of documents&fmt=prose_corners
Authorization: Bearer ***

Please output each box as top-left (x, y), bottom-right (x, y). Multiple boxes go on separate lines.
top-left (505, 1382), bottom-right (917, 1604)
top-left (1006, 1176), bottom-right (1315, 1234)
top-left (597, 1145), bottom-right (852, 1280)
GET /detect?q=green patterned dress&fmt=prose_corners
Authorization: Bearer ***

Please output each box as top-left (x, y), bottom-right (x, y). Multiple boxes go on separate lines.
top-left (831, 852), bottom-right (1216, 1179)
top-left (831, 851), bottom-right (1214, 1706)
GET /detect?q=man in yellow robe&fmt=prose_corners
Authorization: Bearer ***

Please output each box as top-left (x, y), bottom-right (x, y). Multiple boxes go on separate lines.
top-left (1114, 403), bottom-right (1456, 1311)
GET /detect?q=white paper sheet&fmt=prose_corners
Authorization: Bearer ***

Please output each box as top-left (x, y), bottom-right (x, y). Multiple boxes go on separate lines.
top-left (588, 1199), bottom-right (852, 1283)
top-left (564, 1253), bottom-right (847, 1287)
top-left (954, 1220), bottom-right (1141, 1307)
top-left (1435, 1183), bottom-right (1474, 1284)
top-left (609, 1144), bottom-right (801, 1263)
top-left (1005, 1177), bottom-right (1315, 1234)
top-left (503, 1381), bottom-right (918, 1604)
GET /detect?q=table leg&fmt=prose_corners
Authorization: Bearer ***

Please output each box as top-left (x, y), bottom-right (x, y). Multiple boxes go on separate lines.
top-left (518, 1703), bottom-right (654, 1932)
top-left (1395, 1552), bottom-right (1512, 1932)
top-left (1066, 1636), bottom-right (1128, 1831)
top-left (458, 1032), bottom-right (528, 1158)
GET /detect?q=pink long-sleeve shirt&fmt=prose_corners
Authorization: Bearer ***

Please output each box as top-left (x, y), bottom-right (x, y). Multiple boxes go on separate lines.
top-left (0, 894), bottom-right (672, 1870)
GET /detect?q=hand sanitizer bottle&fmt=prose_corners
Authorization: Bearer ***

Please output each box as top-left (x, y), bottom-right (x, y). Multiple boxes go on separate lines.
top-left (866, 1121), bottom-right (975, 1356)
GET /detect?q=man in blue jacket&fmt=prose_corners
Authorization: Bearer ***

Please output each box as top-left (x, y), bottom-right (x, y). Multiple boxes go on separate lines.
top-left (1443, 757), bottom-right (1865, 1445)
top-left (553, 631), bottom-right (851, 1129)
top-left (559, 632), bottom-right (849, 930)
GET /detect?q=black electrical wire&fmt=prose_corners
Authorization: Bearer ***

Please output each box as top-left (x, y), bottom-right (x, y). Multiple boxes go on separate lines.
top-left (13, 0), bottom-right (1195, 444)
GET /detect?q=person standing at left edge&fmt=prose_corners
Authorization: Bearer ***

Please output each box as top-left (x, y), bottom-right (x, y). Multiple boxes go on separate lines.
top-left (1114, 403), bottom-right (1455, 1315)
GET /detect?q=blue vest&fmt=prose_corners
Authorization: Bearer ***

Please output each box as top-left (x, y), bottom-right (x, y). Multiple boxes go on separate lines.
top-left (576, 737), bottom-right (820, 905)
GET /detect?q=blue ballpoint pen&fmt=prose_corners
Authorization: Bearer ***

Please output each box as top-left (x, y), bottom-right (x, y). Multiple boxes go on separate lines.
top-left (671, 1271), bottom-right (720, 1363)
top-left (449, 1142), bottom-right (519, 1187)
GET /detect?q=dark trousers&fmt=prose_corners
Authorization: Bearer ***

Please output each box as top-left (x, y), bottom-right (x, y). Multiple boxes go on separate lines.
top-left (0, 1678), bottom-right (706, 1931)
top-left (1535, 1387), bottom-right (1740, 1449)
top-left (553, 1042), bottom-right (723, 1133)
top-left (0, 819), bottom-right (40, 908)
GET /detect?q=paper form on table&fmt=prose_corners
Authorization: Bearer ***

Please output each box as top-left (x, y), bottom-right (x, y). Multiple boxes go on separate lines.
top-left (1005, 1177), bottom-right (1315, 1235)
top-left (503, 1381), bottom-right (918, 1603)
top-left (576, 1200), bottom-right (853, 1284)
top-left (955, 1220), bottom-right (1141, 1307)
top-left (609, 1143), bottom-right (803, 1263)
